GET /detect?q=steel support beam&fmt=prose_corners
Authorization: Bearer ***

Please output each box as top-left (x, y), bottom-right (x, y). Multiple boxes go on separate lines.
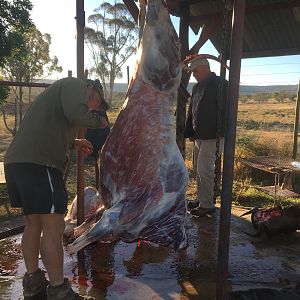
top-left (216, 1), bottom-right (246, 299)
top-left (189, 17), bottom-right (222, 55)
top-left (176, 1), bottom-right (190, 158)
top-left (76, 0), bottom-right (85, 228)
top-left (190, 0), bottom-right (300, 25)
top-left (293, 79), bottom-right (300, 159)
top-left (123, 0), bottom-right (139, 23)
top-left (242, 48), bottom-right (300, 58)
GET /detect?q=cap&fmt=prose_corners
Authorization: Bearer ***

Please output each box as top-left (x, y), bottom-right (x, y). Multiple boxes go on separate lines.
top-left (86, 79), bottom-right (103, 94)
top-left (186, 57), bottom-right (210, 72)
top-left (86, 79), bottom-right (110, 111)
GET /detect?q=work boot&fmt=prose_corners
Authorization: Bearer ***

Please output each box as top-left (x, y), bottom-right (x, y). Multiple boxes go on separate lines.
top-left (47, 278), bottom-right (95, 300)
top-left (187, 200), bottom-right (200, 211)
top-left (190, 207), bottom-right (216, 217)
top-left (23, 268), bottom-right (49, 299)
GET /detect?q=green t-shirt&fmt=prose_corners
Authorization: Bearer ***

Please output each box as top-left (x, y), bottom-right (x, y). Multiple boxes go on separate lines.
top-left (5, 77), bottom-right (103, 172)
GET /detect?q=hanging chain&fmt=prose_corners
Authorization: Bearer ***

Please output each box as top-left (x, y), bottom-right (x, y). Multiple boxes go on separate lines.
top-left (213, 0), bottom-right (230, 203)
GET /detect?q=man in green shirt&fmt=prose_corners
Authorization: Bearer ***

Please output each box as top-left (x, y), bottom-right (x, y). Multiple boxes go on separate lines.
top-left (4, 77), bottom-right (107, 300)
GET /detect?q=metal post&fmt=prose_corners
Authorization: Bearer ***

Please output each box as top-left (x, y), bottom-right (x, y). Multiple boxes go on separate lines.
top-left (292, 79), bottom-right (300, 159)
top-left (76, 0), bottom-right (85, 227)
top-left (63, 70), bottom-right (73, 185)
top-left (176, 2), bottom-right (189, 158)
top-left (216, 1), bottom-right (246, 299)
top-left (127, 66), bottom-right (130, 86)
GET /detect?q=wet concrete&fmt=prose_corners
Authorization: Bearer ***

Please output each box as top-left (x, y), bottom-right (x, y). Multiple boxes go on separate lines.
top-left (0, 207), bottom-right (299, 300)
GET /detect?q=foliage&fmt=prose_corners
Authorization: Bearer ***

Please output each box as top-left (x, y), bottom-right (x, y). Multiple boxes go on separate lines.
top-left (272, 91), bottom-right (294, 103)
top-left (0, 0), bottom-right (33, 67)
top-left (2, 26), bottom-right (62, 82)
top-left (253, 92), bottom-right (271, 104)
top-left (85, 1), bottom-right (138, 105)
top-left (0, 25), bottom-right (62, 136)
top-left (0, 76), bottom-right (10, 106)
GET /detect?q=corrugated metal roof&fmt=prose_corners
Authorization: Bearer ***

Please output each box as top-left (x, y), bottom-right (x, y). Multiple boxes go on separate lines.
top-left (167, 0), bottom-right (300, 58)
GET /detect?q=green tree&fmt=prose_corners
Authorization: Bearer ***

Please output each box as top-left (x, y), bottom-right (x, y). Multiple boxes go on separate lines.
top-left (253, 93), bottom-right (270, 104)
top-left (2, 27), bottom-right (62, 83)
top-left (0, 78), bottom-right (10, 106)
top-left (1, 26), bottom-right (63, 135)
top-left (239, 95), bottom-right (247, 104)
top-left (85, 1), bottom-right (138, 105)
top-left (273, 91), bottom-right (293, 103)
top-left (0, 0), bottom-right (33, 66)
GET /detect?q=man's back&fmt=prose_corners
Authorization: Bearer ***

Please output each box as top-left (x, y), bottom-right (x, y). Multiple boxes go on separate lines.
top-left (5, 77), bottom-right (91, 172)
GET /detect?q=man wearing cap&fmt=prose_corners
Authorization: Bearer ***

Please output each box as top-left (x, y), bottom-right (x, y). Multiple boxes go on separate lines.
top-left (184, 58), bottom-right (228, 217)
top-left (4, 77), bottom-right (107, 300)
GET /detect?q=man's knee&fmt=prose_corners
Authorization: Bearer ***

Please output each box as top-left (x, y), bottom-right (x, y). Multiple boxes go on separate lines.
top-left (25, 215), bottom-right (42, 232)
top-left (41, 214), bottom-right (65, 237)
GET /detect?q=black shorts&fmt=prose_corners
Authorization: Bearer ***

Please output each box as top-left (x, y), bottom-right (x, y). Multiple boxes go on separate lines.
top-left (4, 163), bottom-right (68, 215)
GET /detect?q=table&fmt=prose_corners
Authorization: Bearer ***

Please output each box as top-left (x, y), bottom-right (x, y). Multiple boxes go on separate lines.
top-left (236, 156), bottom-right (300, 200)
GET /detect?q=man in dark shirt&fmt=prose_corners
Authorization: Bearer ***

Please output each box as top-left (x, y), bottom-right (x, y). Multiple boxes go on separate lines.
top-left (184, 58), bottom-right (228, 217)
top-left (5, 78), bottom-right (106, 300)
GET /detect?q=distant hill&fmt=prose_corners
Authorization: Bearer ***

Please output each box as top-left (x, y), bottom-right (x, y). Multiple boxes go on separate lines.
top-left (187, 83), bottom-right (298, 95)
top-left (113, 82), bottom-right (298, 95)
top-left (239, 85), bottom-right (298, 94)
top-left (38, 79), bottom-right (298, 95)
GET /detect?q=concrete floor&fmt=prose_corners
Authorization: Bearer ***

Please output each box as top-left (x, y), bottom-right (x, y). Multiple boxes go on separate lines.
top-left (0, 207), bottom-right (299, 300)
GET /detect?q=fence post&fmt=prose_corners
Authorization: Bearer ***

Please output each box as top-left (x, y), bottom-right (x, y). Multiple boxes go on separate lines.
top-left (292, 79), bottom-right (300, 159)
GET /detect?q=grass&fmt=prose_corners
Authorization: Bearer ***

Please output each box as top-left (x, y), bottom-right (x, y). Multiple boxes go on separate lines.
top-left (238, 102), bottom-right (295, 125)
top-left (0, 95), bottom-right (299, 219)
top-left (232, 184), bottom-right (300, 208)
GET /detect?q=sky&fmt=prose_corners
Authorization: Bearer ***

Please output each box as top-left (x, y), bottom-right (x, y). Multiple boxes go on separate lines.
top-left (30, 0), bottom-right (300, 86)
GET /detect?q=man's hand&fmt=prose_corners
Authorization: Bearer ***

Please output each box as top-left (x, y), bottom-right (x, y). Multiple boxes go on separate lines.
top-left (75, 139), bottom-right (93, 155)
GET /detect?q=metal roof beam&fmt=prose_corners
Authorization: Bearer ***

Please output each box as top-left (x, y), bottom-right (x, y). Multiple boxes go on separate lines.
top-left (123, 0), bottom-right (139, 23)
top-left (242, 47), bottom-right (300, 58)
top-left (189, 17), bottom-right (222, 55)
top-left (190, 0), bottom-right (300, 25)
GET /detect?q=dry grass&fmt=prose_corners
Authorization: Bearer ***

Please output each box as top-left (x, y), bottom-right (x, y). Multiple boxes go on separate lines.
top-left (238, 102), bottom-right (296, 131)
top-left (0, 97), bottom-right (299, 215)
top-left (0, 115), bottom-right (14, 161)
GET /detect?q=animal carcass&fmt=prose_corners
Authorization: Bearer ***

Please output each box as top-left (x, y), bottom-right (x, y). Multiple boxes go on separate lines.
top-left (68, 0), bottom-right (188, 254)
top-left (64, 186), bottom-right (104, 237)
top-left (240, 205), bottom-right (300, 237)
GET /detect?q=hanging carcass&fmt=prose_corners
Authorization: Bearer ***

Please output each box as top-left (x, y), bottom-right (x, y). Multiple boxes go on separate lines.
top-left (68, 0), bottom-right (188, 254)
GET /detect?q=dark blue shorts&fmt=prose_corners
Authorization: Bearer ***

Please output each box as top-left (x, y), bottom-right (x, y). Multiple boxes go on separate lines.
top-left (4, 163), bottom-right (68, 215)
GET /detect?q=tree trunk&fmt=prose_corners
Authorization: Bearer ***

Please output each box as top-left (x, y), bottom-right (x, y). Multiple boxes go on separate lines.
top-left (14, 97), bottom-right (17, 135)
top-left (29, 86), bottom-right (32, 104)
top-left (108, 72), bottom-right (115, 106)
top-left (19, 85), bottom-right (23, 126)
top-left (1, 107), bottom-right (15, 136)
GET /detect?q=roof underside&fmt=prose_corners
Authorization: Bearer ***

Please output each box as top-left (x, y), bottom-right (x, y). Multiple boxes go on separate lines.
top-left (166, 0), bottom-right (300, 58)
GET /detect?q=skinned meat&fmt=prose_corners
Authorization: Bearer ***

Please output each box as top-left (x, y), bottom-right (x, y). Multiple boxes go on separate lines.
top-left (64, 186), bottom-right (104, 237)
top-left (68, 0), bottom-right (188, 254)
